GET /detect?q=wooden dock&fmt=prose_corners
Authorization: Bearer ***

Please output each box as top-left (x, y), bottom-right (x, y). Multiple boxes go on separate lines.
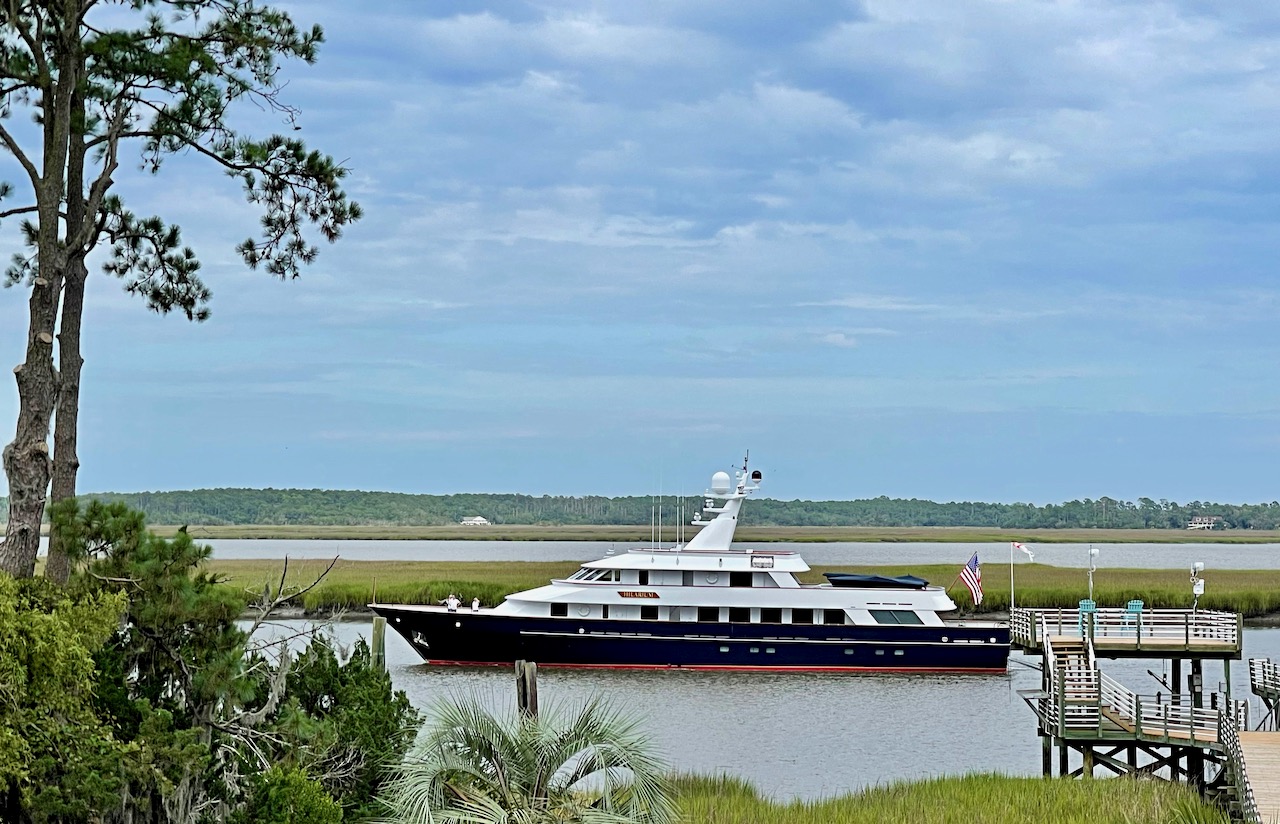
top-left (1015, 608), bottom-right (1280, 822)
top-left (1239, 732), bottom-right (1280, 823)
top-left (1010, 607), bottom-right (1243, 660)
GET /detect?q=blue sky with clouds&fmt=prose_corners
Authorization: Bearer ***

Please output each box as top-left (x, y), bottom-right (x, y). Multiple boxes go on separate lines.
top-left (3, 0), bottom-right (1280, 503)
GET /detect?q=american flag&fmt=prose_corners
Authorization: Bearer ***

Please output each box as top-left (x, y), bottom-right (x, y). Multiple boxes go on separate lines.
top-left (960, 552), bottom-right (983, 606)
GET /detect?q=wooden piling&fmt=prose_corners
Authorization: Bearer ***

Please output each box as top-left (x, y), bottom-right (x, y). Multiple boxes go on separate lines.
top-left (516, 659), bottom-right (539, 718)
top-left (372, 616), bottom-right (387, 672)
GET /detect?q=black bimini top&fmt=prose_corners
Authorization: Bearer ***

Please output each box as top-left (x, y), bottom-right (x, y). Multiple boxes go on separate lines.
top-left (823, 572), bottom-right (931, 590)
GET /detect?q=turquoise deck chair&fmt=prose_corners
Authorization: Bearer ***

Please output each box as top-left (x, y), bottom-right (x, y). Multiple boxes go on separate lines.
top-left (1123, 599), bottom-right (1144, 636)
top-left (1078, 599), bottom-right (1097, 634)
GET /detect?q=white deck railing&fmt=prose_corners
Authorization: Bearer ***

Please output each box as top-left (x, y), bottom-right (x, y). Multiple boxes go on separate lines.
top-left (1219, 707), bottom-right (1262, 824)
top-left (1036, 614), bottom-right (1246, 742)
top-left (1011, 607), bottom-right (1240, 649)
top-left (1251, 658), bottom-right (1280, 697)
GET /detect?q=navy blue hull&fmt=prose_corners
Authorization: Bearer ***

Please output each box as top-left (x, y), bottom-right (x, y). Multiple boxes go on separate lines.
top-left (372, 607), bottom-right (1010, 671)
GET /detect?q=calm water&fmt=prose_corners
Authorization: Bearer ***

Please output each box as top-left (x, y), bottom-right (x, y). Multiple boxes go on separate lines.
top-left (206, 538), bottom-right (1280, 570)
top-left (314, 620), bottom-right (1280, 800)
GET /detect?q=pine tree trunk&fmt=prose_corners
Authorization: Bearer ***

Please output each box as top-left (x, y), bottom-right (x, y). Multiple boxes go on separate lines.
top-left (45, 99), bottom-right (89, 586)
top-left (44, 257), bottom-right (87, 585)
top-left (1, 273), bottom-right (63, 579)
top-left (2, 49), bottom-right (75, 578)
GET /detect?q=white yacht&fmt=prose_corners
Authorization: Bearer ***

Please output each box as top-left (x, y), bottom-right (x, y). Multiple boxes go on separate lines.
top-left (373, 459), bottom-right (1009, 671)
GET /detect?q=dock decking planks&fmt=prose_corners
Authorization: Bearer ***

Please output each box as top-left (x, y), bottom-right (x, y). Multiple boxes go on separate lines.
top-left (1240, 732), bottom-right (1280, 823)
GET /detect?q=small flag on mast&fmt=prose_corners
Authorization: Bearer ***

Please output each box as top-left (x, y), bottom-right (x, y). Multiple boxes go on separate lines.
top-left (960, 552), bottom-right (983, 606)
top-left (1013, 541), bottom-right (1035, 561)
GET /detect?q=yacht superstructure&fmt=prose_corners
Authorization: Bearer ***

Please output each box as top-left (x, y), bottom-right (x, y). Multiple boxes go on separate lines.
top-left (372, 459), bottom-right (1010, 671)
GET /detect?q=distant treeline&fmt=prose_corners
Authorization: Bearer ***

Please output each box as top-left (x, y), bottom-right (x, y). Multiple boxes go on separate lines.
top-left (11, 489), bottom-right (1274, 530)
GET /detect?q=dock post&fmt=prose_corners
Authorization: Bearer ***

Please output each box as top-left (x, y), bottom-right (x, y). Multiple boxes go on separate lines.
top-left (372, 616), bottom-right (387, 673)
top-left (1042, 734), bottom-right (1052, 776)
top-left (516, 659), bottom-right (539, 718)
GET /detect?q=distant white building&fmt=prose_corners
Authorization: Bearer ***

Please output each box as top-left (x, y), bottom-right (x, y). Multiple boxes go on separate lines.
top-left (1187, 516), bottom-right (1221, 530)
top-left (460, 516), bottom-right (491, 526)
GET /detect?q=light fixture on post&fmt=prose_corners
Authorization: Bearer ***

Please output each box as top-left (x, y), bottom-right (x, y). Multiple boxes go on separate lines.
top-left (1087, 545), bottom-right (1100, 602)
top-left (1190, 562), bottom-right (1205, 615)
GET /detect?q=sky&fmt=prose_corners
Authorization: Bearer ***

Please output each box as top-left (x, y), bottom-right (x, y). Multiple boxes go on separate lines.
top-left (2, 0), bottom-right (1280, 504)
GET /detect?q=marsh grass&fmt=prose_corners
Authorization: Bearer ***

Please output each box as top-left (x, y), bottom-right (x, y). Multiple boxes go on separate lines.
top-left (205, 559), bottom-right (1280, 616)
top-left (670, 773), bottom-right (1229, 824)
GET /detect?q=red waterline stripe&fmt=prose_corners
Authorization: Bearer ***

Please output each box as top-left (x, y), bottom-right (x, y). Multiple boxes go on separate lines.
top-left (421, 659), bottom-right (1006, 673)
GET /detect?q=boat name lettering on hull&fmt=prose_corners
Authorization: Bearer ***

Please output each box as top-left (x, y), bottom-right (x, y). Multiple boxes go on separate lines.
top-left (618, 591), bottom-right (660, 599)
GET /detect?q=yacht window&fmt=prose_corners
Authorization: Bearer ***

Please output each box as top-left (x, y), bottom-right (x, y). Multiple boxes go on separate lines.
top-left (683, 571), bottom-right (697, 587)
top-left (638, 570), bottom-right (649, 586)
top-left (697, 606), bottom-right (721, 622)
top-left (550, 603), bottom-right (568, 617)
top-left (791, 609), bottom-right (813, 625)
top-left (729, 572), bottom-right (752, 588)
top-left (869, 610), bottom-right (924, 625)
top-left (569, 568), bottom-right (591, 580)
top-left (823, 609), bottom-right (847, 625)
top-left (600, 605), bottom-right (609, 619)
top-left (728, 607), bottom-right (751, 623)
top-left (641, 605), bottom-right (659, 620)
top-left (760, 608), bottom-right (782, 624)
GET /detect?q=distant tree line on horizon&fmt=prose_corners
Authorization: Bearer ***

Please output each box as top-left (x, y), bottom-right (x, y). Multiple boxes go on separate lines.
top-left (4, 489), bottom-right (1279, 529)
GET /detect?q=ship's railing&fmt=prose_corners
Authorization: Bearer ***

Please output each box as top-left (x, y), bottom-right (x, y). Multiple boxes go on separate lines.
top-left (1010, 607), bottom-right (1239, 650)
top-left (1220, 705), bottom-right (1262, 824)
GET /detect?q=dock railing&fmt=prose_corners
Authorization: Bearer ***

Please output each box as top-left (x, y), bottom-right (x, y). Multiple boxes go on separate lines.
top-left (1251, 658), bottom-right (1280, 697)
top-left (1011, 607), bottom-right (1240, 651)
top-left (1037, 614), bottom-right (1246, 743)
top-left (1219, 705), bottom-right (1262, 824)
top-left (1253, 658), bottom-right (1280, 731)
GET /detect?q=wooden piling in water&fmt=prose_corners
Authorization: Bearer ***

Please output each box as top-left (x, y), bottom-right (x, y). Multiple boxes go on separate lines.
top-left (372, 616), bottom-right (387, 672)
top-left (516, 659), bottom-right (538, 718)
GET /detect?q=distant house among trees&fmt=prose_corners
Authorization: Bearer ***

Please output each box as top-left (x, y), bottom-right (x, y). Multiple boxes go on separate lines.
top-left (460, 516), bottom-right (491, 526)
top-left (1187, 516), bottom-right (1222, 530)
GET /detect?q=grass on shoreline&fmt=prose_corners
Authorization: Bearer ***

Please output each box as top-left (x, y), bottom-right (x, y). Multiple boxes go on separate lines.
top-left (671, 773), bottom-right (1227, 824)
top-left (148, 523), bottom-right (1280, 543)
top-left (206, 558), bottom-right (1280, 616)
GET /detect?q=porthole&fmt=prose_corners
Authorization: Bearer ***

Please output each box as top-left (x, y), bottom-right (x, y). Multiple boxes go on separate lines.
top-left (750, 647), bottom-right (760, 653)
top-left (719, 646), bottom-right (730, 653)
top-left (844, 648), bottom-right (854, 656)
top-left (875, 650), bottom-right (885, 656)
top-left (941, 636), bottom-right (949, 642)
top-left (989, 637), bottom-right (997, 643)
top-left (706, 573), bottom-right (719, 584)
top-left (894, 650), bottom-right (904, 656)
top-left (578, 606), bottom-right (591, 617)
top-left (578, 628), bottom-right (585, 634)
top-left (765, 647), bottom-right (776, 654)
top-left (454, 622), bottom-right (461, 628)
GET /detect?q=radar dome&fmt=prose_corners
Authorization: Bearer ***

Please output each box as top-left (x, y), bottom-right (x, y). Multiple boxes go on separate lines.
top-left (710, 471), bottom-right (732, 494)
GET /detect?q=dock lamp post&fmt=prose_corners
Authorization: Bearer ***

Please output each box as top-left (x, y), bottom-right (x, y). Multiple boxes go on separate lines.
top-left (1087, 546), bottom-right (1099, 602)
top-left (1190, 562), bottom-right (1205, 615)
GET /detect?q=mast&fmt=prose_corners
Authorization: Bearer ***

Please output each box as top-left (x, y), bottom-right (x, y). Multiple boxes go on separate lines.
top-left (684, 455), bottom-right (762, 552)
